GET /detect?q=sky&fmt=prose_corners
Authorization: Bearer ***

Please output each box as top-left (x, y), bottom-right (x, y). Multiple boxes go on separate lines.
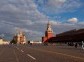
top-left (0, 0), bottom-right (84, 41)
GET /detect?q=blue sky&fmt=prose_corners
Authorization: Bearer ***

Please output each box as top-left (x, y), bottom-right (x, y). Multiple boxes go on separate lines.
top-left (0, 0), bottom-right (84, 40)
top-left (34, 0), bottom-right (84, 22)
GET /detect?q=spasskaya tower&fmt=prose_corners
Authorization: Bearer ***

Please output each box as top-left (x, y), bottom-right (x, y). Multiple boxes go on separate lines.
top-left (42, 21), bottom-right (54, 43)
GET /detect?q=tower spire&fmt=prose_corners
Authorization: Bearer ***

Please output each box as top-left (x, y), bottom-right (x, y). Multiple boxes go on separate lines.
top-left (47, 21), bottom-right (53, 33)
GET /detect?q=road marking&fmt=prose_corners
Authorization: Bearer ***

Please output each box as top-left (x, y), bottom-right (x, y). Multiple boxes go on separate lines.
top-left (28, 47), bottom-right (84, 61)
top-left (15, 47), bottom-right (24, 53)
top-left (14, 46), bottom-right (19, 50)
top-left (21, 50), bottom-right (24, 52)
top-left (16, 48), bottom-right (19, 50)
top-left (27, 54), bottom-right (36, 60)
top-left (46, 50), bottom-right (84, 60)
top-left (13, 49), bottom-right (19, 62)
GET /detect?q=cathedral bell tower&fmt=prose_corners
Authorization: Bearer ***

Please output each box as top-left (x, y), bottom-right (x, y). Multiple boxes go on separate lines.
top-left (42, 21), bottom-right (54, 43)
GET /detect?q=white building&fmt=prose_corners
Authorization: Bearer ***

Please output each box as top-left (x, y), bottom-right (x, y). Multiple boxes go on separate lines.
top-left (30, 40), bottom-right (42, 44)
top-left (13, 30), bottom-right (27, 44)
top-left (0, 38), bottom-right (9, 45)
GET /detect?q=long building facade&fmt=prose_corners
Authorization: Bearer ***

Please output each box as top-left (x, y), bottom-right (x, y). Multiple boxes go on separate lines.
top-left (48, 29), bottom-right (84, 43)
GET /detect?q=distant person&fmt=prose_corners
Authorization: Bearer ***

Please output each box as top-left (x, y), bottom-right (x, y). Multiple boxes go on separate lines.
top-left (75, 43), bottom-right (78, 48)
top-left (82, 41), bottom-right (84, 49)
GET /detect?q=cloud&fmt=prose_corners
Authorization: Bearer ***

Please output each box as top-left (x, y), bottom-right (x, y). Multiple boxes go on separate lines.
top-left (0, 0), bottom-right (52, 40)
top-left (0, 0), bottom-right (83, 41)
top-left (34, 0), bottom-right (82, 15)
top-left (68, 18), bottom-right (78, 23)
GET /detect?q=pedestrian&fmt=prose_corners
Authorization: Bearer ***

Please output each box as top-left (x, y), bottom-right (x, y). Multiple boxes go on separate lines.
top-left (75, 43), bottom-right (78, 48)
top-left (82, 41), bottom-right (84, 50)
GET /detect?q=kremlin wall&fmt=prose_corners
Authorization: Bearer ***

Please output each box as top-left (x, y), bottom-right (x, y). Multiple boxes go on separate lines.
top-left (48, 29), bottom-right (84, 43)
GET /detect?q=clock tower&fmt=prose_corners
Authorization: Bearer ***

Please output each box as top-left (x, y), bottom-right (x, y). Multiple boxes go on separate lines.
top-left (42, 21), bottom-right (54, 43)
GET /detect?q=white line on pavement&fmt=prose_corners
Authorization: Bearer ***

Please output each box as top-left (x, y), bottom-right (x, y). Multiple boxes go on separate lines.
top-left (28, 47), bottom-right (84, 61)
top-left (16, 47), bottom-right (19, 50)
top-left (27, 54), bottom-right (36, 60)
top-left (15, 46), bottom-right (19, 50)
top-left (21, 50), bottom-right (24, 52)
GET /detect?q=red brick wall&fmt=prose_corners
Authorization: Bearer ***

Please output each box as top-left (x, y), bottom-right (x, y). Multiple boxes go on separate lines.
top-left (42, 33), bottom-right (53, 43)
